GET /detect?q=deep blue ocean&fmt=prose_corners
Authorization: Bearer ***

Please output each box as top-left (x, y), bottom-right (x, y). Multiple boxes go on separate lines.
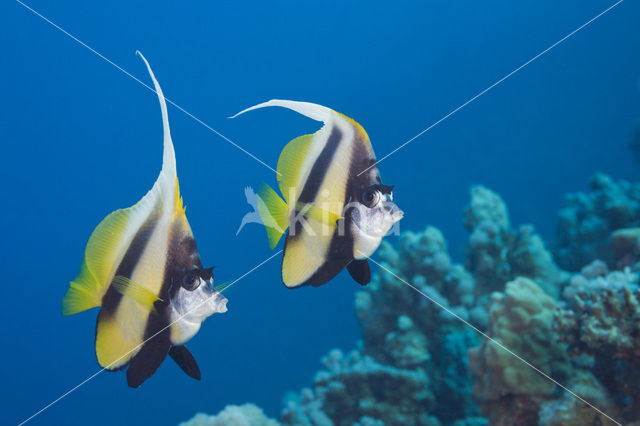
top-left (3, 0), bottom-right (640, 424)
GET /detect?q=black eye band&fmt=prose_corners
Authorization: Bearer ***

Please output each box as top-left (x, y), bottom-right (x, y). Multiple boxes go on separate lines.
top-left (200, 266), bottom-right (215, 281)
top-left (377, 184), bottom-right (394, 194)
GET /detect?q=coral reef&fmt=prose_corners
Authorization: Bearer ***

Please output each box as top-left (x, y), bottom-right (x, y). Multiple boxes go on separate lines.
top-left (464, 186), bottom-right (563, 298)
top-left (555, 265), bottom-right (640, 421)
top-left (467, 277), bottom-right (572, 424)
top-left (181, 174), bottom-right (640, 426)
top-left (179, 404), bottom-right (279, 426)
top-left (554, 173), bottom-right (640, 271)
top-left (281, 349), bottom-right (436, 426)
top-left (537, 370), bottom-right (618, 426)
top-left (279, 186), bottom-right (570, 425)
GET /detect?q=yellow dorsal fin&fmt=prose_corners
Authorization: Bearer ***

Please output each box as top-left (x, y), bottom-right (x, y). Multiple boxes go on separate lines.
top-left (173, 177), bottom-right (185, 215)
top-left (277, 134), bottom-right (314, 202)
top-left (62, 209), bottom-right (132, 315)
top-left (257, 183), bottom-right (289, 249)
top-left (338, 112), bottom-right (370, 146)
top-left (112, 275), bottom-right (162, 311)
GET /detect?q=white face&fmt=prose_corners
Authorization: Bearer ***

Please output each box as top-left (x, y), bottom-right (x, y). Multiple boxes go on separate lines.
top-left (349, 185), bottom-right (403, 258)
top-left (169, 272), bottom-right (228, 345)
top-left (171, 277), bottom-right (228, 323)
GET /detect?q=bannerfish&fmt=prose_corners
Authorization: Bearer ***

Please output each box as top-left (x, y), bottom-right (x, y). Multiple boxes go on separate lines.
top-left (233, 100), bottom-right (403, 288)
top-left (62, 53), bottom-right (228, 388)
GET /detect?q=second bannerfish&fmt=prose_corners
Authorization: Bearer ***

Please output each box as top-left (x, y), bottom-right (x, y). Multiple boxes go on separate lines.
top-left (233, 100), bottom-right (403, 289)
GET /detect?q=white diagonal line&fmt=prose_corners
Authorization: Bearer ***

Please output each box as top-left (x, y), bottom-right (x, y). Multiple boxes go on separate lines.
top-left (18, 250), bottom-right (282, 426)
top-left (15, 0), bottom-right (280, 176)
top-left (363, 254), bottom-right (622, 426)
top-left (359, 0), bottom-right (625, 176)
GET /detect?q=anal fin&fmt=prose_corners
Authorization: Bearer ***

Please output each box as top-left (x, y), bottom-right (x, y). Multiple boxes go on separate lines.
top-left (347, 259), bottom-right (371, 286)
top-left (126, 328), bottom-right (171, 388)
top-left (169, 345), bottom-right (201, 380)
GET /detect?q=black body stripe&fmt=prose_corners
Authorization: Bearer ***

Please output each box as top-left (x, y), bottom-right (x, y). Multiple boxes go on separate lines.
top-left (143, 220), bottom-right (202, 344)
top-left (100, 211), bottom-right (160, 313)
top-left (297, 125), bottom-right (343, 204)
top-left (128, 221), bottom-right (202, 384)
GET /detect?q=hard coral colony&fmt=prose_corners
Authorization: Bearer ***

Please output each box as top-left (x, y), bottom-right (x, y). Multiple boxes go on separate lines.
top-left (183, 174), bottom-right (640, 425)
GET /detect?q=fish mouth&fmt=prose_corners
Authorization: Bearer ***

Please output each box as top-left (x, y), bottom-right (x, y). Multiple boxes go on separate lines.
top-left (392, 207), bottom-right (404, 222)
top-left (199, 279), bottom-right (228, 313)
top-left (384, 202), bottom-right (404, 224)
top-left (217, 296), bottom-right (228, 313)
top-left (208, 288), bottom-right (228, 313)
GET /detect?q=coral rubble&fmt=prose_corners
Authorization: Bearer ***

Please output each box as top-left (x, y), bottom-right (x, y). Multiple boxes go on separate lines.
top-left (181, 174), bottom-right (640, 426)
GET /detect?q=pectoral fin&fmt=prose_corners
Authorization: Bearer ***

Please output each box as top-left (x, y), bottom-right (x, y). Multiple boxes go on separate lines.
top-left (169, 345), bottom-right (201, 380)
top-left (294, 201), bottom-right (341, 225)
top-left (347, 259), bottom-right (371, 286)
top-left (112, 275), bottom-right (162, 311)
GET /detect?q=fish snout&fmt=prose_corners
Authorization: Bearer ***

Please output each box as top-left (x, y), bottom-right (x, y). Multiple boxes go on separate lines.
top-left (216, 295), bottom-right (228, 313)
top-left (383, 202), bottom-right (404, 222)
top-left (204, 278), bottom-right (228, 312)
top-left (392, 207), bottom-right (404, 222)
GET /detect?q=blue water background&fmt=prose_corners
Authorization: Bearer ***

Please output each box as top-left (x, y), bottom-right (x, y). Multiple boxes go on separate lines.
top-left (3, 0), bottom-right (640, 424)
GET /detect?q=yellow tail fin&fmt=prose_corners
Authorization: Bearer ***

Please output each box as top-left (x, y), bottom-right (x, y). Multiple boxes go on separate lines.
top-left (257, 183), bottom-right (289, 249)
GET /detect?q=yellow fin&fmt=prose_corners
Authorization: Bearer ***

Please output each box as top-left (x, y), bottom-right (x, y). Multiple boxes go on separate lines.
top-left (62, 209), bottom-right (131, 315)
top-left (281, 228), bottom-right (332, 288)
top-left (277, 134), bottom-right (313, 203)
top-left (257, 183), bottom-right (289, 249)
top-left (95, 311), bottom-right (141, 369)
top-left (294, 201), bottom-right (341, 226)
top-left (112, 275), bottom-right (162, 311)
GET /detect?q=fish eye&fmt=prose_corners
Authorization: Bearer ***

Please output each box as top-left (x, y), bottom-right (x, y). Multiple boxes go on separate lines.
top-left (362, 188), bottom-right (381, 208)
top-left (182, 271), bottom-right (201, 291)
